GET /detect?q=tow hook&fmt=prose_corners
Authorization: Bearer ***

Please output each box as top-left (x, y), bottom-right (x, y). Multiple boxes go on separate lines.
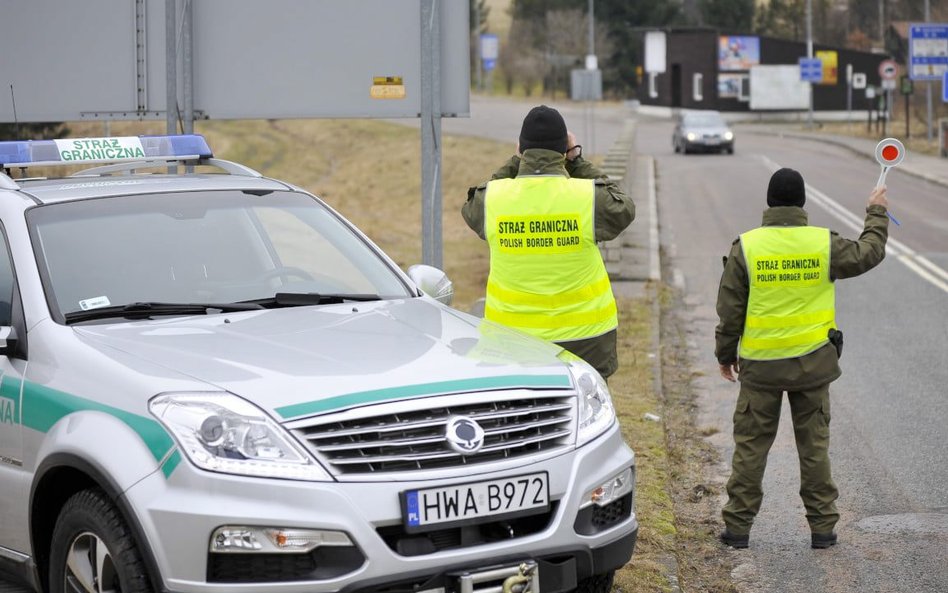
top-left (502, 561), bottom-right (538, 593)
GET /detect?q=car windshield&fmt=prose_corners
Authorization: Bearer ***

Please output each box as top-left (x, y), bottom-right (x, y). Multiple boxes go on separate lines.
top-left (27, 189), bottom-right (413, 322)
top-left (683, 113), bottom-right (725, 127)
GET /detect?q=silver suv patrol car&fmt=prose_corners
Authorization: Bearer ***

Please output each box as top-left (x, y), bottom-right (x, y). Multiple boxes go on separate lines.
top-left (0, 135), bottom-right (637, 593)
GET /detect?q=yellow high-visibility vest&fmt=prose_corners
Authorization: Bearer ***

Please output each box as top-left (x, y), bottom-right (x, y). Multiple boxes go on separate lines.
top-left (483, 176), bottom-right (617, 342)
top-left (739, 225), bottom-right (836, 360)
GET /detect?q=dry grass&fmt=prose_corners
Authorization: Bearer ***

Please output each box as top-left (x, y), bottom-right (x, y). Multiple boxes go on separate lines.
top-left (654, 285), bottom-right (739, 593)
top-left (610, 297), bottom-right (677, 592)
top-left (792, 98), bottom-right (948, 157)
top-left (816, 119), bottom-right (944, 157)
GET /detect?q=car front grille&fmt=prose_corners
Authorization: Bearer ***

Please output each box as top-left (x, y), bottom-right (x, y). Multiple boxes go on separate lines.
top-left (288, 394), bottom-right (575, 476)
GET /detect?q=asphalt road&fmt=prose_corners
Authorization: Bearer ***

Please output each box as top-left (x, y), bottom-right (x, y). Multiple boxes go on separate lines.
top-left (641, 118), bottom-right (948, 593)
top-left (399, 94), bottom-right (630, 157)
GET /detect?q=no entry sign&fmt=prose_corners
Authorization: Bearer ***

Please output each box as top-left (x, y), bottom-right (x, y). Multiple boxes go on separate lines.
top-left (879, 60), bottom-right (899, 80)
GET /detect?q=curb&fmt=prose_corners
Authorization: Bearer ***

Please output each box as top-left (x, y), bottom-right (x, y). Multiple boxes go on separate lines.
top-left (739, 128), bottom-right (948, 188)
top-left (645, 154), bottom-right (684, 593)
top-left (599, 122), bottom-right (683, 593)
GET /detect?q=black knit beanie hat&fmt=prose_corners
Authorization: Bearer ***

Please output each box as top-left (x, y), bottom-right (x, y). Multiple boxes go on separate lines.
top-left (767, 168), bottom-right (806, 208)
top-left (519, 105), bottom-right (569, 154)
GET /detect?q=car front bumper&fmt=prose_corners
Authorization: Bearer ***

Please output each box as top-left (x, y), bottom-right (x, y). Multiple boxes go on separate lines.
top-left (125, 423), bottom-right (638, 593)
top-left (685, 139), bottom-right (733, 152)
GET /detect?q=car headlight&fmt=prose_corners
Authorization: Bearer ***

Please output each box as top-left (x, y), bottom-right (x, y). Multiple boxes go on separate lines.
top-left (150, 392), bottom-right (331, 481)
top-left (686, 132), bottom-right (697, 141)
top-left (559, 353), bottom-right (616, 446)
top-left (724, 131), bottom-right (734, 140)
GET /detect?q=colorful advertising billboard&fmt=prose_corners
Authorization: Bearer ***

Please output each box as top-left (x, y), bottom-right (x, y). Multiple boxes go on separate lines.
top-left (815, 50), bottom-right (838, 85)
top-left (719, 36), bottom-right (760, 71)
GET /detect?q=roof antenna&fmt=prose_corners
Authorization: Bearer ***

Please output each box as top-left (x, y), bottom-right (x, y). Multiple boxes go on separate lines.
top-left (9, 85), bottom-right (20, 139)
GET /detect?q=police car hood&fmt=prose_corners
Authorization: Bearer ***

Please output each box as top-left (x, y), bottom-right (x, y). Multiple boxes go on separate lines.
top-left (73, 298), bottom-right (572, 420)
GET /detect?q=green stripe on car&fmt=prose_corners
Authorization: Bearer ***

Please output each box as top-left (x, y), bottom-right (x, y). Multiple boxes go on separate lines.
top-left (161, 450), bottom-right (182, 478)
top-left (276, 374), bottom-right (572, 419)
top-left (19, 379), bottom-right (175, 464)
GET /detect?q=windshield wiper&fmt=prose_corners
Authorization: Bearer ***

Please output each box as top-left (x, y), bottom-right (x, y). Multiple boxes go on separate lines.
top-left (246, 292), bottom-right (382, 308)
top-left (64, 301), bottom-right (265, 324)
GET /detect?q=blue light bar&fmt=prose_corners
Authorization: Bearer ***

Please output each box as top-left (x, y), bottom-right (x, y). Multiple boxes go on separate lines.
top-left (0, 134), bottom-right (213, 168)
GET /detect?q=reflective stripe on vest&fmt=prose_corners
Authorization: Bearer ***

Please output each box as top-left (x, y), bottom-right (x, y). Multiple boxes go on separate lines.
top-left (739, 225), bottom-right (835, 361)
top-left (484, 176), bottom-right (617, 342)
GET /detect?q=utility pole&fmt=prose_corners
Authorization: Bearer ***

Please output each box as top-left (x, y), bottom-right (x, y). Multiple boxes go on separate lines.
top-left (588, 0), bottom-right (595, 57)
top-left (926, 0), bottom-right (933, 141)
top-left (807, 0), bottom-right (814, 129)
top-left (879, 0), bottom-right (885, 43)
top-left (586, 0), bottom-right (597, 154)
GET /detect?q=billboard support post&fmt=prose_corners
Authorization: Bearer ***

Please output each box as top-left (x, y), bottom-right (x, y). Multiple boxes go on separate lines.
top-left (165, 0), bottom-right (177, 136)
top-left (420, 0), bottom-right (443, 269)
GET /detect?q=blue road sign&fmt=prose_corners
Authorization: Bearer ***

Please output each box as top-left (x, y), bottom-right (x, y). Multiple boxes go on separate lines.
top-left (909, 23), bottom-right (948, 81)
top-left (480, 34), bottom-right (499, 72)
top-left (943, 71), bottom-right (948, 102)
top-left (799, 58), bottom-right (823, 82)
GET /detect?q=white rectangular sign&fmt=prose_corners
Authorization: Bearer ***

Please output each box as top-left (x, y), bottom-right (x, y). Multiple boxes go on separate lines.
top-left (645, 31), bottom-right (667, 74)
top-left (749, 65), bottom-right (810, 110)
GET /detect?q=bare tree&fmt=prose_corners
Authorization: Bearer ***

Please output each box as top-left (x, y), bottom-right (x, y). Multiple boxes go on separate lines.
top-left (544, 9), bottom-right (615, 98)
top-left (503, 18), bottom-right (550, 97)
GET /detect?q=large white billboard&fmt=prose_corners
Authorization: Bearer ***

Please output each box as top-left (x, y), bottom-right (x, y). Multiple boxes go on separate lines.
top-left (749, 65), bottom-right (809, 110)
top-left (0, 0), bottom-right (469, 123)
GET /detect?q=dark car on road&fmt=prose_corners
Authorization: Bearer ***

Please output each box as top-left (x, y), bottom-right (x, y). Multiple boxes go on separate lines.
top-left (673, 111), bottom-right (735, 154)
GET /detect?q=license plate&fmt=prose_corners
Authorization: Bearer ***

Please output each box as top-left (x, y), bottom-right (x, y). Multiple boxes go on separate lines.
top-left (705, 138), bottom-right (720, 145)
top-left (401, 472), bottom-right (549, 532)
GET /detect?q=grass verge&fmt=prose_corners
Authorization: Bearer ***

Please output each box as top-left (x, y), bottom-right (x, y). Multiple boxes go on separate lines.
top-left (655, 284), bottom-right (739, 593)
top-left (611, 295), bottom-right (677, 592)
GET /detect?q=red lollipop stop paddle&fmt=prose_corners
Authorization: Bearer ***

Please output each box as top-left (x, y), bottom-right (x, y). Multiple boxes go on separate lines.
top-left (874, 138), bottom-right (904, 226)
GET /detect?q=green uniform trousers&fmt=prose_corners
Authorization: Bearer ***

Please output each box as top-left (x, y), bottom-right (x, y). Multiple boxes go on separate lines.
top-left (722, 383), bottom-right (840, 534)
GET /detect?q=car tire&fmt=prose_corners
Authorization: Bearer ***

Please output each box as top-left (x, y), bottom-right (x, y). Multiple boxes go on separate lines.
top-left (574, 570), bottom-right (615, 593)
top-left (49, 489), bottom-right (153, 593)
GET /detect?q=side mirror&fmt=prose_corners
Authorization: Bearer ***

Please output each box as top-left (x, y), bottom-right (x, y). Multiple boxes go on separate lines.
top-left (0, 326), bottom-right (17, 356)
top-left (407, 265), bottom-right (454, 306)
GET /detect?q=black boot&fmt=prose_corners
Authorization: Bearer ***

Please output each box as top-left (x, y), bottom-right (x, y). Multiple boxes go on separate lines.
top-left (720, 529), bottom-right (749, 549)
top-left (811, 532), bottom-right (838, 549)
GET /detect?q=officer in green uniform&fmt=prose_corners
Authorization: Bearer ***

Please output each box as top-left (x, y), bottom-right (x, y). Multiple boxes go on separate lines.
top-left (462, 105), bottom-right (634, 379)
top-left (715, 168), bottom-right (889, 549)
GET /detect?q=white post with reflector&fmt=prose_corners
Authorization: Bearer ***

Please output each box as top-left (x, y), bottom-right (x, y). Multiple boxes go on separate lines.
top-left (874, 137), bottom-right (905, 225)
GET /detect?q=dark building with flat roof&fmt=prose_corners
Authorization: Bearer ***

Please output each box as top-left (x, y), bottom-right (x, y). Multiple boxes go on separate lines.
top-left (638, 29), bottom-right (892, 113)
